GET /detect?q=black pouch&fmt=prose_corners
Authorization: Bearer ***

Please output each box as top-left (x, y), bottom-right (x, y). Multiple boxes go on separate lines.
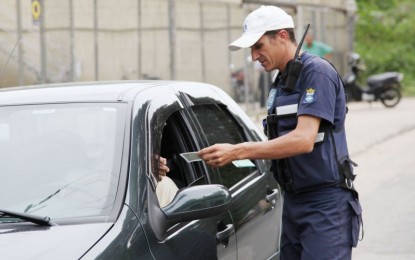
top-left (262, 118), bottom-right (268, 136)
top-left (340, 157), bottom-right (358, 189)
top-left (349, 199), bottom-right (363, 247)
top-left (266, 114), bottom-right (278, 140)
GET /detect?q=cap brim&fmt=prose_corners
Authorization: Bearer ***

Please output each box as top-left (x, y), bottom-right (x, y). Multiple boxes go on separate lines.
top-left (228, 31), bottom-right (265, 51)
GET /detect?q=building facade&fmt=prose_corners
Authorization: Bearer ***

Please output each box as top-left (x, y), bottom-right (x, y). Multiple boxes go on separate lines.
top-left (0, 0), bottom-right (356, 98)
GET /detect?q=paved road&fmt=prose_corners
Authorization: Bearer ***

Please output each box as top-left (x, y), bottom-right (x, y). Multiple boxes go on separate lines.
top-left (242, 97), bottom-right (415, 259)
top-left (347, 98), bottom-right (415, 260)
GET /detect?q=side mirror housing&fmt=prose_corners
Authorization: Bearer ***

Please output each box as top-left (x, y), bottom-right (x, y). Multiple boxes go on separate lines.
top-left (163, 184), bottom-right (231, 221)
top-left (149, 184), bottom-right (231, 240)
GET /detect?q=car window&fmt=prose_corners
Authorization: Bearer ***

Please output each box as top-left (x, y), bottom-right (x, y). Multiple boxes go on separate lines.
top-left (0, 103), bottom-right (126, 220)
top-left (191, 104), bottom-right (257, 189)
top-left (160, 112), bottom-right (207, 187)
top-left (151, 111), bottom-right (212, 208)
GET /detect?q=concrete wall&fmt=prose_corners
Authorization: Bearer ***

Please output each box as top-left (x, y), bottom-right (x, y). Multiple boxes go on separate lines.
top-left (0, 0), bottom-right (356, 99)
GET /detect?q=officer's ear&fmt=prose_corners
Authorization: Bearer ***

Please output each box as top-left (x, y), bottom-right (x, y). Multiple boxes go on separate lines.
top-left (277, 30), bottom-right (290, 42)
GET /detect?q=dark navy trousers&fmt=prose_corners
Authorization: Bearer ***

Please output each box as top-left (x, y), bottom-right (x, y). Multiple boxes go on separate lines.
top-left (280, 186), bottom-right (361, 260)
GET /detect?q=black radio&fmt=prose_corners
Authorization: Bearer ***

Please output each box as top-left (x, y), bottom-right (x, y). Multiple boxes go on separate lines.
top-left (283, 24), bottom-right (310, 91)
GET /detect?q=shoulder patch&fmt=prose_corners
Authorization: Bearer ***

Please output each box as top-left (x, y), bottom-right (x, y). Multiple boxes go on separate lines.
top-left (303, 88), bottom-right (316, 104)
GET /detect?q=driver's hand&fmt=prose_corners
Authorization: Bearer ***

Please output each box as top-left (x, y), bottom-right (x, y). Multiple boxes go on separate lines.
top-left (158, 156), bottom-right (170, 180)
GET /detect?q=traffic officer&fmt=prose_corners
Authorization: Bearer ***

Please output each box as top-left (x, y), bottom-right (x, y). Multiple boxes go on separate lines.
top-left (198, 5), bottom-right (362, 260)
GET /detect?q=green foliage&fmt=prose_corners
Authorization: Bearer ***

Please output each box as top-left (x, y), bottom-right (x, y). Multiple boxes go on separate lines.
top-left (355, 0), bottom-right (415, 95)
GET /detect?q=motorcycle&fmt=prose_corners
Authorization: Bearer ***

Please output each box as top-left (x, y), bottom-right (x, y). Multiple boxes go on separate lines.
top-left (344, 53), bottom-right (404, 108)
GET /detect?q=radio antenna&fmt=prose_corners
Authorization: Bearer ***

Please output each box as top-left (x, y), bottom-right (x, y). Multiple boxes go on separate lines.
top-left (283, 24), bottom-right (311, 91)
top-left (294, 23), bottom-right (310, 60)
top-left (0, 35), bottom-right (22, 81)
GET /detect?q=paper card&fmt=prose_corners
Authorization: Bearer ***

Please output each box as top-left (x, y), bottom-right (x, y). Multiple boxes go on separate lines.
top-left (180, 152), bottom-right (202, 163)
top-left (232, 159), bottom-right (255, 168)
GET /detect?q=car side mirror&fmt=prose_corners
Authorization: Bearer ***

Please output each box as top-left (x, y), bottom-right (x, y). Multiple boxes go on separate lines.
top-left (162, 184), bottom-right (231, 221)
top-left (149, 184), bottom-right (231, 240)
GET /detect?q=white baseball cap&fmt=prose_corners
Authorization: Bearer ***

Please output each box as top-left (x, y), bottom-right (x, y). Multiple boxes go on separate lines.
top-left (229, 6), bottom-right (294, 51)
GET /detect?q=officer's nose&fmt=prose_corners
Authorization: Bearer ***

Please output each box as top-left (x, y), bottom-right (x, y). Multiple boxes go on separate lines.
top-left (251, 48), bottom-right (259, 61)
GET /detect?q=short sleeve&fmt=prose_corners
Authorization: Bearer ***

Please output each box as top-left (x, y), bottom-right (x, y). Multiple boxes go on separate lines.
top-left (297, 60), bottom-right (338, 124)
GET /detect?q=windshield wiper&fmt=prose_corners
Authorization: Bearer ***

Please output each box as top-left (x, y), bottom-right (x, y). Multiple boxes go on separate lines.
top-left (0, 209), bottom-right (57, 226)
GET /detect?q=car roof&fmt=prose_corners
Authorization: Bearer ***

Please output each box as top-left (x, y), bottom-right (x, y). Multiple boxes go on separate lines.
top-left (0, 80), bottom-right (219, 105)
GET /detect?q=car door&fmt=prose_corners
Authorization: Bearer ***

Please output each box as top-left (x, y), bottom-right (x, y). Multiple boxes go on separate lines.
top-left (137, 88), bottom-right (237, 260)
top-left (187, 102), bottom-right (282, 260)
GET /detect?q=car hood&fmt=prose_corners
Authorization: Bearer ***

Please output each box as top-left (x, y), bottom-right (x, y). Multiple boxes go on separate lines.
top-left (0, 222), bottom-right (113, 260)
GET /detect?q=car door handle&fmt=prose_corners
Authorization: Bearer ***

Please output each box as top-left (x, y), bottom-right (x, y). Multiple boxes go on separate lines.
top-left (216, 224), bottom-right (235, 241)
top-left (266, 189), bottom-right (279, 203)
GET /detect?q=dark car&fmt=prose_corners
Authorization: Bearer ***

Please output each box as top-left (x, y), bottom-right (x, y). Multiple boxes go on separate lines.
top-left (0, 81), bottom-right (282, 259)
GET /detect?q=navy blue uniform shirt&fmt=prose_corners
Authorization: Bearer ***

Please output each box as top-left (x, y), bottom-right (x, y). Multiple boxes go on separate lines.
top-left (267, 52), bottom-right (350, 192)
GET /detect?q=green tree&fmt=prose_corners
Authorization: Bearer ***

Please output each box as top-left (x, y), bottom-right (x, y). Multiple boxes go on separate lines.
top-left (355, 0), bottom-right (415, 95)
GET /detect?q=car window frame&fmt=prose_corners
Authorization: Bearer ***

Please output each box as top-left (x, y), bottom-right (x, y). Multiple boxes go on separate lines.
top-left (143, 93), bottom-right (185, 191)
top-left (160, 111), bottom-right (210, 187)
top-left (182, 101), bottom-right (264, 191)
top-left (143, 89), bottom-right (216, 195)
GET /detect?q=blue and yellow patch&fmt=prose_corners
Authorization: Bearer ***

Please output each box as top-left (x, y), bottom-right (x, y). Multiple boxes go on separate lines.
top-left (303, 88), bottom-right (316, 104)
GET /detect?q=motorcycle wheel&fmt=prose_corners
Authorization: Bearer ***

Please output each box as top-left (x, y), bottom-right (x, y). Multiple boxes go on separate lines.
top-left (380, 86), bottom-right (401, 108)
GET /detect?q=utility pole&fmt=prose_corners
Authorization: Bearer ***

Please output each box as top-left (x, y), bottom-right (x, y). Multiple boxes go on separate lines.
top-left (69, 0), bottom-right (75, 82)
top-left (93, 0), bottom-right (99, 81)
top-left (199, 2), bottom-right (206, 82)
top-left (16, 0), bottom-right (24, 85)
top-left (137, 0), bottom-right (142, 79)
top-left (168, 0), bottom-right (176, 80)
top-left (39, 0), bottom-right (47, 83)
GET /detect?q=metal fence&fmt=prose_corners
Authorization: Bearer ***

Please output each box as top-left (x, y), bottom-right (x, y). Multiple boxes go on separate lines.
top-left (0, 0), bottom-right (356, 102)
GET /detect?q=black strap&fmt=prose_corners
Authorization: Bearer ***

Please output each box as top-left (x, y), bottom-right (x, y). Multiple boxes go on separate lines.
top-left (328, 128), bottom-right (358, 197)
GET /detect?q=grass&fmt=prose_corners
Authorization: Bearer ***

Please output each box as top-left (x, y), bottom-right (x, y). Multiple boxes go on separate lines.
top-left (402, 77), bottom-right (415, 97)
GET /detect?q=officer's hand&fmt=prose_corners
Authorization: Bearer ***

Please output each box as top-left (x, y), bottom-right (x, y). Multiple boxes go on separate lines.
top-left (198, 143), bottom-right (236, 167)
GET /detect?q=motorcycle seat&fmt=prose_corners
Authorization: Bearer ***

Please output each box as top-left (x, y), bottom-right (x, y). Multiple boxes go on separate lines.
top-left (367, 72), bottom-right (400, 85)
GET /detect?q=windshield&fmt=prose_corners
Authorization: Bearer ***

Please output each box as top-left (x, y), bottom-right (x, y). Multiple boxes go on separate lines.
top-left (0, 103), bottom-right (126, 221)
